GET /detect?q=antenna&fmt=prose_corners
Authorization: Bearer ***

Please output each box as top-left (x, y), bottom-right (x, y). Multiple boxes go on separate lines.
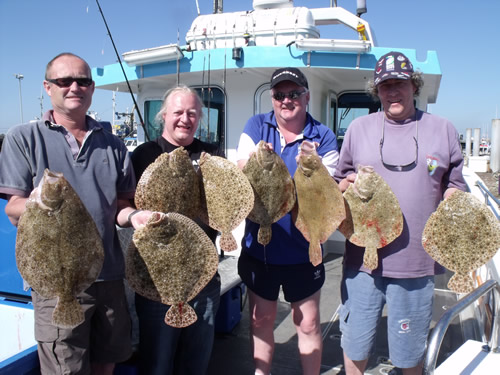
top-left (95, 0), bottom-right (150, 141)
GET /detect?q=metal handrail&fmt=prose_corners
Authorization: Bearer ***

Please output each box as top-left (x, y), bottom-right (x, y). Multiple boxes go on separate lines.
top-left (423, 279), bottom-right (500, 375)
top-left (476, 180), bottom-right (500, 220)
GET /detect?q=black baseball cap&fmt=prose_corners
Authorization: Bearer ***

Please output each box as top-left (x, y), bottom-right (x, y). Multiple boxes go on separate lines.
top-left (374, 51), bottom-right (414, 85)
top-left (270, 67), bottom-right (309, 89)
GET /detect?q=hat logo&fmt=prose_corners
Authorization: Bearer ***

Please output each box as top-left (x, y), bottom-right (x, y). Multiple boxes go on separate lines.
top-left (385, 56), bottom-right (395, 72)
top-left (273, 70), bottom-right (299, 81)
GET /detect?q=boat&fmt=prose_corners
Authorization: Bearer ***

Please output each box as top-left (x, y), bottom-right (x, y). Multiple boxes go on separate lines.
top-left (1, 1), bottom-right (499, 373)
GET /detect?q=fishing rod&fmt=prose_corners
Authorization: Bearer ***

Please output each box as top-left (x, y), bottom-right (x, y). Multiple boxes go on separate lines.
top-left (94, 0), bottom-right (150, 141)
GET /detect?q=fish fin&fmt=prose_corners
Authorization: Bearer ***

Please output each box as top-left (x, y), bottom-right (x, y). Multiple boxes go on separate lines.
top-left (363, 246), bottom-right (378, 270)
top-left (447, 273), bottom-right (475, 294)
top-left (257, 225), bottom-right (272, 246)
top-left (309, 242), bottom-right (323, 266)
top-left (220, 232), bottom-right (238, 252)
top-left (52, 297), bottom-right (84, 328)
top-left (164, 302), bottom-right (198, 328)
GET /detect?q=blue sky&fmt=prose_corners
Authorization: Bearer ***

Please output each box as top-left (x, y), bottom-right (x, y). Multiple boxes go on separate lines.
top-left (1, 0), bottom-right (499, 138)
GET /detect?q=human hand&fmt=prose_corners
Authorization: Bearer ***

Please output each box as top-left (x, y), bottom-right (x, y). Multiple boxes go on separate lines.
top-left (338, 173), bottom-right (356, 192)
top-left (128, 209), bottom-right (154, 229)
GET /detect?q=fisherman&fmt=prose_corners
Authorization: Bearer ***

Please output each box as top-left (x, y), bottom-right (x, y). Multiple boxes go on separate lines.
top-left (130, 85), bottom-right (222, 375)
top-left (0, 52), bottom-right (151, 375)
top-left (334, 51), bottom-right (467, 375)
top-left (236, 67), bottom-right (339, 375)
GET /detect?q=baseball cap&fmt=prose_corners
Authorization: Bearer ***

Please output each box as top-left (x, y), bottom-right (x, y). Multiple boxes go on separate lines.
top-left (270, 67), bottom-right (309, 89)
top-left (374, 51), bottom-right (414, 85)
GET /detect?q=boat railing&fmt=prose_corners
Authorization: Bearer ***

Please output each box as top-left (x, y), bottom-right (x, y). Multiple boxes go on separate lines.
top-left (475, 180), bottom-right (500, 220)
top-left (423, 279), bottom-right (500, 375)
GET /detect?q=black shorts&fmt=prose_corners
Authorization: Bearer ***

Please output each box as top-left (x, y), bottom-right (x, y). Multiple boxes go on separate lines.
top-left (238, 250), bottom-right (325, 303)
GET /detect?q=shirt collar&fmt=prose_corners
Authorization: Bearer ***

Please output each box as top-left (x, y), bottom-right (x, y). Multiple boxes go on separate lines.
top-left (43, 110), bottom-right (103, 132)
top-left (265, 111), bottom-right (320, 139)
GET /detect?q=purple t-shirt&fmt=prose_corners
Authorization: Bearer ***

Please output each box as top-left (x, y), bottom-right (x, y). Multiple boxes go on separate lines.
top-left (334, 110), bottom-right (467, 278)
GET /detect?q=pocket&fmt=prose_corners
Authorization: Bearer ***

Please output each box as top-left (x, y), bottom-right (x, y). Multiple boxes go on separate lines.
top-left (339, 303), bottom-right (350, 324)
top-left (32, 292), bottom-right (59, 342)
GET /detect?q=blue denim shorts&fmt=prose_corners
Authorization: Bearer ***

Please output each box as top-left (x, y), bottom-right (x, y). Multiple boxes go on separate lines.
top-left (339, 269), bottom-right (434, 369)
top-left (238, 250), bottom-right (325, 303)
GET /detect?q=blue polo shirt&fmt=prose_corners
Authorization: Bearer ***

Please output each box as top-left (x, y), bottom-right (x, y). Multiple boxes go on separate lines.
top-left (238, 111), bottom-right (338, 265)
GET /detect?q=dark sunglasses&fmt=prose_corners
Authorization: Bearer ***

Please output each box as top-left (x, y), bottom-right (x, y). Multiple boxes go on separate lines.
top-left (379, 117), bottom-right (418, 172)
top-left (272, 90), bottom-right (307, 101)
top-left (46, 77), bottom-right (93, 88)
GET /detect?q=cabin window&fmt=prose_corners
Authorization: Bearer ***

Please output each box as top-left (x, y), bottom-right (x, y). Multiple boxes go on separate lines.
top-left (143, 87), bottom-right (225, 147)
top-left (332, 92), bottom-right (381, 149)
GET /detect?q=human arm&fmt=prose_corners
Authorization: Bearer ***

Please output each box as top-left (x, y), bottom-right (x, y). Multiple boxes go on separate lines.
top-left (236, 133), bottom-right (258, 170)
top-left (115, 198), bottom-right (153, 228)
top-left (5, 195), bottom-right (29, 226)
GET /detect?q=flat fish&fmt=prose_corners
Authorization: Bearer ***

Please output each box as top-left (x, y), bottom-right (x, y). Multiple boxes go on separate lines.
top-left (16, 169), bottom-right (104, 328)
top-left (339, 165), bottom-right (403, 270)
top-left (422, 190), bottom-right (500, 293)
top-left (199, 153), bottom-right (254, 251)
top-left (126, 212), bottom-right (219, 328)
top-left (293, 141), bottom-right (345, 266)
top-left (243, 141), bottom-right (296, 246)
top-left (135, 147), bottom-right (201, 219)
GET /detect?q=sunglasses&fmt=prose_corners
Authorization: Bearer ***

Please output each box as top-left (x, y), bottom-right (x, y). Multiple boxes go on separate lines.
top-left (272, 90), bottom-right (308, 101)
top-left (46, 77), bottom-right (93, 88)
top-left (379, 117), bottom-right (418, 172)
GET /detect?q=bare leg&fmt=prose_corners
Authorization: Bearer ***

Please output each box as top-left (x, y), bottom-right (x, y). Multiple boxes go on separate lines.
top-left (290, 290), bottom-right (322, 375)
top-left (343, 352), bottom-right (368, 375)
top-left (91, 362), bottom-right (115, 375)
top-left (248, 289), bottom-right (278, 375)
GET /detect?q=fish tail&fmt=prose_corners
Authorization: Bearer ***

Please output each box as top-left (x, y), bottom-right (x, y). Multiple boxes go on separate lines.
top-left (363, 246), bottom-right (378, 270)
top-left (448, 273), bottom-right (475, 294)
top-left (52, 297), bottom-right (84, 328)
top-left (220, 232), bottom-right (238, 252)
top-left (309, 242), bottom-right (323, 266)
top-left (257, 226), bottom-right (272, 246)
top-left (164, 302), bottom-right (198, 328)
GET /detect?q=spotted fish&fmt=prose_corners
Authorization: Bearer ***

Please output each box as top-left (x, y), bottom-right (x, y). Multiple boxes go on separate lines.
top-left (126, 212), bottom-right (219, 328)
top-left (293, 141), bottom-right (346, 266)
top-left (135, 147), bottom-right (201, 219)
top-left (199, 153), bottom-right (254, 251)
top-left (243, 141), bottom-right (296, 246)
top-left (339, 165), bottom-right (403, 270)
top-left (422, 190), bottom-right (500, 293)
top-left (16, 169), bottom-right (104, 328)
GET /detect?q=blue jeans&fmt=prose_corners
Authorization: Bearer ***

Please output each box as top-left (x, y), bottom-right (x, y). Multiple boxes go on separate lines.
top-left (135, 274), bottom-right (221, 375)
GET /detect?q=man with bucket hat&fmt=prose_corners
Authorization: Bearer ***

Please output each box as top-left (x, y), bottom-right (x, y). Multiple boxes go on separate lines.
top-left (334, 52), bottom-right (467, 375)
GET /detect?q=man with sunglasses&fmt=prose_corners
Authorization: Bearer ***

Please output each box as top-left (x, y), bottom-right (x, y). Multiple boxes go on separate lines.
top-left (334, 52), bottom-right (467, 375)
top-left (0, 52), bottom-right (151, 374)
top-left (236, 67), bottom-right (339, 375)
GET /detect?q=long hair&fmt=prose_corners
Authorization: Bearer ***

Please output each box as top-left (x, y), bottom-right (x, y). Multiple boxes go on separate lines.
top-left (366, 71), bottom-right (424, 100)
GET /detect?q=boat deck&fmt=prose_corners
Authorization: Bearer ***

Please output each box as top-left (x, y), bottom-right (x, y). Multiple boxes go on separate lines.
top-left (206, 253), bottom-right (463, 375)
